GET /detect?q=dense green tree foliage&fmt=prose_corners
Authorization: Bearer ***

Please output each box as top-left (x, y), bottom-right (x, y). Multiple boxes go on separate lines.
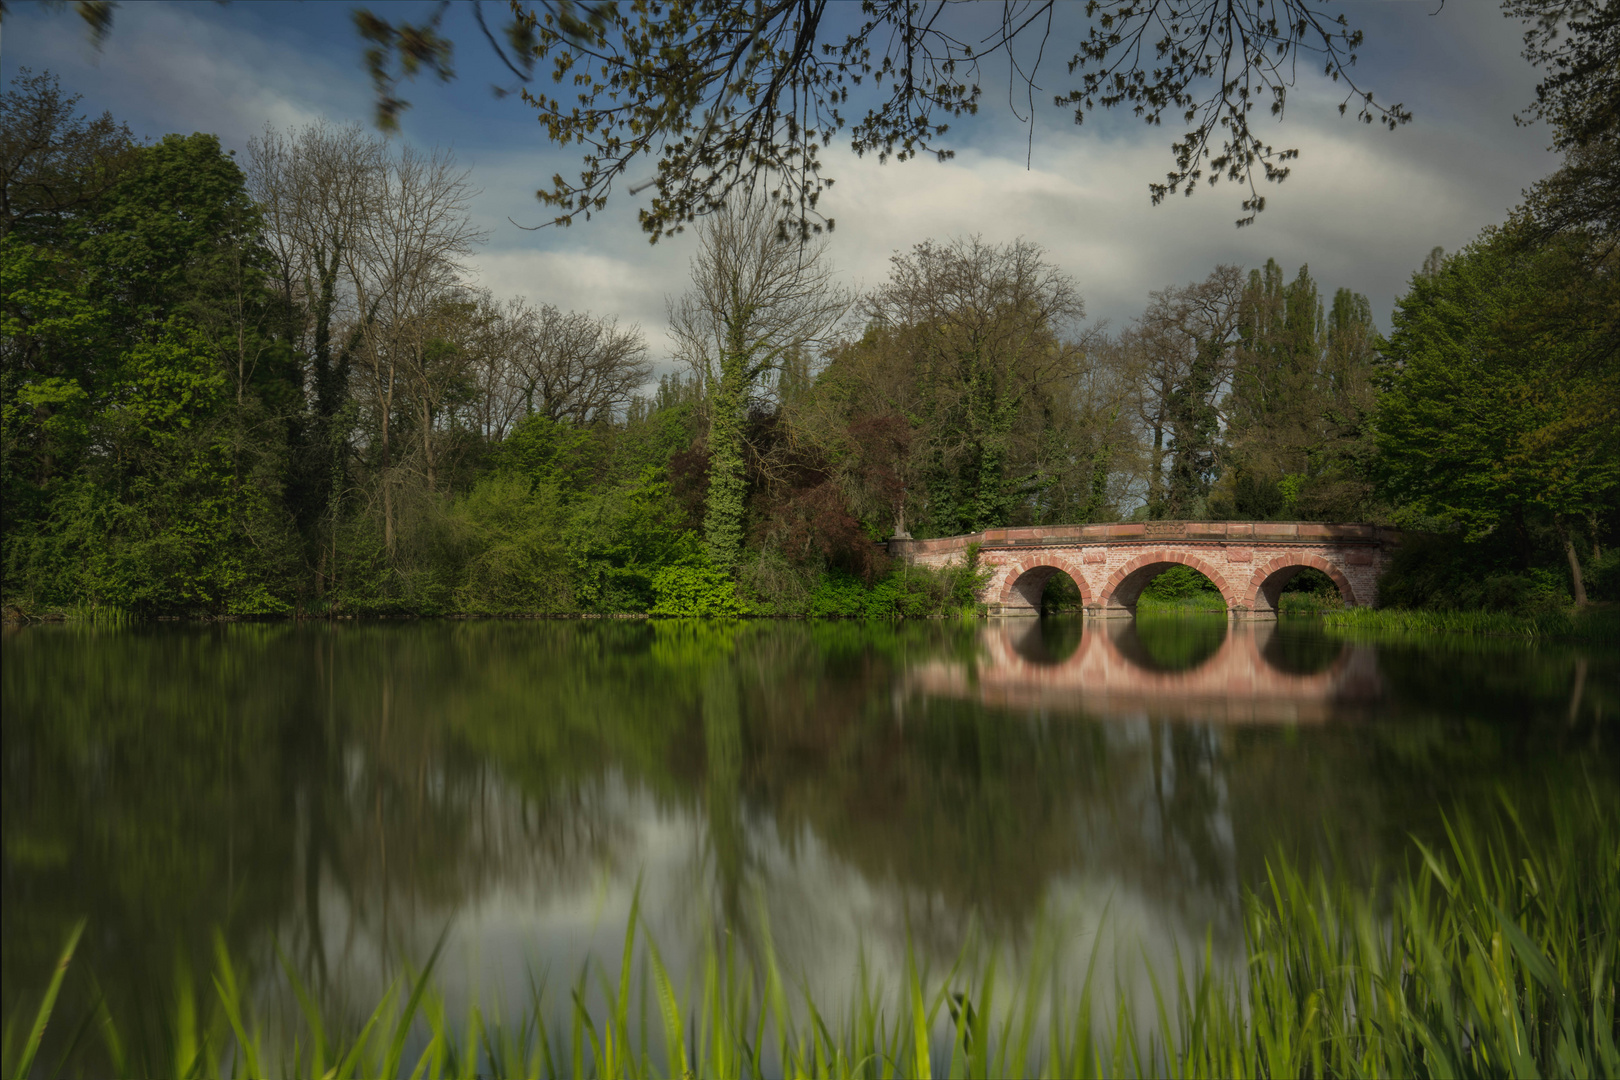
top-left (1217, 261), bottom-right (1379, 521)
top-left (3, 75), bottom-right (302, 613)
top-left (1377, 230), bottom-right (1619, 601)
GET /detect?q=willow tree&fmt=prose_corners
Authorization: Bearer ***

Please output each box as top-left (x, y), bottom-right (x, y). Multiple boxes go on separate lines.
top-left (669, 198), bottom-right (846, 569)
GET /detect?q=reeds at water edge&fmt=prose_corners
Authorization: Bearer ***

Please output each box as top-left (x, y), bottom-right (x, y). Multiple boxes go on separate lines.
top-left (6, 784), bottom-right (1616, 1079)
top-left (1317, 605), bottom-right (1620, 641)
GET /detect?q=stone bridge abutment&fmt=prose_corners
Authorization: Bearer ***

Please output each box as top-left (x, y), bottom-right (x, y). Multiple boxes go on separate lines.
top-left (887, 521), bottom-right (1400, 617)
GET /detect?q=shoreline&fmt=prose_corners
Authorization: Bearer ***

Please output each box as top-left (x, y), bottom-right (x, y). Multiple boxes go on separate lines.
top-left (5, 603), bottom-right (1615, 641)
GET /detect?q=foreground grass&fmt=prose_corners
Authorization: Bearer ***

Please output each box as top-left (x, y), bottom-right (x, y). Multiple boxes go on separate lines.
top-left (7, 786), bottom-right (1615, 1079)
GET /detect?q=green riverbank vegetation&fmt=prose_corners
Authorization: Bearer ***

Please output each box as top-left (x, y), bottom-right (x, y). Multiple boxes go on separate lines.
top-left (3, 68), bottom-right (1616, 623)
top-left (6, 785), bottom-right (1614, 1079)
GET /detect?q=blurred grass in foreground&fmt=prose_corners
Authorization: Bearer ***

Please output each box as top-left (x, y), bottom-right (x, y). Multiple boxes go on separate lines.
top-left (5, 786), bottom-right (1615, 1079)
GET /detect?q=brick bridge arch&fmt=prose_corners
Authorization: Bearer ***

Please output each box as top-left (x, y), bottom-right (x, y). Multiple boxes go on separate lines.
top-left (1100, 550), bottom-right (1242, 613)
top-left (888, 521), bottom-right (1398, 617)
top-left (1245, 552), bottom-right (1358, 612)
top-left (998, 555), bottom-right (1093, 611)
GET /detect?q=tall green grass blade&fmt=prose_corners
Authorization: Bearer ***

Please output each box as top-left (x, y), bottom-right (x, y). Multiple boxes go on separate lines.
top-left (173, 948), bottom-right (199, 1080)
top-left (210, 930), bottom-right (259, 1080)
top-left (329, 984), bottom-right (389, 1080)
top-left (642, 935), bottom-right (686, 1080)
top-left (969, 952), bottom-right (995, 1080)
top-left (905, 936), bottom-right (930, 1080)
top-left (275, 944), bottom-right (327, 1079)
top-left (382, 929), bottom-right (449, 1080)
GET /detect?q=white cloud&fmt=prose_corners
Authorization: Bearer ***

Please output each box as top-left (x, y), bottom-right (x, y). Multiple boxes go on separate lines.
top-left (471, 246), bottom-right (687, 365)
top-left (7, 3), bottom-right (366, 149)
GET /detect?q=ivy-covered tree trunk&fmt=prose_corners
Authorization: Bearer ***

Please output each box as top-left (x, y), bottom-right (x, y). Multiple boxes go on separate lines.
top-left (704, 337), bottom-right (749, 570)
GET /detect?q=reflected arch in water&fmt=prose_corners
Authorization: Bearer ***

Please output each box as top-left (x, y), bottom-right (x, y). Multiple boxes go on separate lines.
top-left (1100, 552), bottom-right (1240, 614)
top-left (1110, 615), bottom-right (1229, 673)
top-left (911, 619), bottom-right (1380, 723)
top-left (1009, 615), bottom-right (1086, 665)
top-left (998, 556), bottom-right (1093, 613)
top-left (1244, 553), bottom-right (1357, 614)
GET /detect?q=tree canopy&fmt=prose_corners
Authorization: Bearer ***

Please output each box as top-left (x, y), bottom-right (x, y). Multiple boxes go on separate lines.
top-left (1376, 228), bottom-right (1619, 598)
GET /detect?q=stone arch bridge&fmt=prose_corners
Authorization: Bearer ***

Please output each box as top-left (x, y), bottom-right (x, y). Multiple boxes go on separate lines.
top-left (887, 521), bottom-right (1401, 616)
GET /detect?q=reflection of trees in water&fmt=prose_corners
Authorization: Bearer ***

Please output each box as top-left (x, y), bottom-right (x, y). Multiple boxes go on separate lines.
top-left (0, 624), bottom-right (629, 1062)
top-left (1261, 623), bottom-right (1346, 674)
top-left (3, 625), bottom-right (305, 1063)
top-left (1110, 615), bottom-right (1228, 671)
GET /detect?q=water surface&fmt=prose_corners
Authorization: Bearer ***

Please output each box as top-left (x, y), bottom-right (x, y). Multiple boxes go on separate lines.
top-left (3, 616), bottom-right (1614, 1050)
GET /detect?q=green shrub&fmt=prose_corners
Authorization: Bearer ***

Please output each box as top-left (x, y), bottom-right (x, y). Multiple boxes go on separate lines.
top-left (1378, 532), bottom-right (1574, 613)
top-left (1142, 564), bottom-right (1220, 600)
top-left (649, 564), bottom-right (751, 617)
top-left (735, 548), bottom-right (816, 614)
top-left (453, 474), bottom-right (574, 614)
top-left (806, 569), bottom-right (939, 618)
top-left (804, 551), bottom-right (990, 619)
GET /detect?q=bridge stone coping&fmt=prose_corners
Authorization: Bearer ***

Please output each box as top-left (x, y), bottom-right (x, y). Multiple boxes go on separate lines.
top-left (887, 521), bottom-right (1400, 618)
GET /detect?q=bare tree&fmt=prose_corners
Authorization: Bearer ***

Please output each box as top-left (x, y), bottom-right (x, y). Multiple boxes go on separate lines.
top-left (462, 292), bottom-right (532, 442)
top-left (669, 195), bottom-right (848, 567)
top-left (246, 121), bottom-right (388, 589)
top-left (512, 304), bottom-right (651, 425)
top-left (247, 121), bottom-right (383, 420)
top-left (456, 295), bottom-right (652, 439)
top-left (343, 144), bottom-right (485, 553)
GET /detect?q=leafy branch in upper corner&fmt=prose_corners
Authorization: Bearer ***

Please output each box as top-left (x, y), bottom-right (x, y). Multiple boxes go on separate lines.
top-left (344, 0), bottom-right (1412, 238)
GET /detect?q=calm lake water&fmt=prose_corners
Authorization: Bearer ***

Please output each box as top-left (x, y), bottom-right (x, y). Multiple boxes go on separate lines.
top-left (3, 616), bottom-right (1615, 1050)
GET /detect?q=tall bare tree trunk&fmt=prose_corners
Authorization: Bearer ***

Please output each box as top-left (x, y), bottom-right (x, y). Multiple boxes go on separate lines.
top-left (422, 397), bottom-right (436, 492)
top-left (380, 354), bottom-right (395, 554)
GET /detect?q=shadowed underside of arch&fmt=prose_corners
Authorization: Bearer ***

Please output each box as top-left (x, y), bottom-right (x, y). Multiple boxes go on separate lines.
top-left (999, 556), bottom-right (1093, 611)
top-left (1245, 553), bottom-right (1357, 611)
top-left (1100, 551), bottom-right (1240, 612)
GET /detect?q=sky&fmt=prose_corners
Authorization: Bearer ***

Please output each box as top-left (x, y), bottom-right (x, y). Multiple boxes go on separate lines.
top-left (3, 1), bottom-right (1563, 376)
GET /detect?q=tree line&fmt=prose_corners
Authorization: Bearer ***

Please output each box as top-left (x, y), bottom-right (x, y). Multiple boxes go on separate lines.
top-left (2, 68), bottom-right (1615, 617)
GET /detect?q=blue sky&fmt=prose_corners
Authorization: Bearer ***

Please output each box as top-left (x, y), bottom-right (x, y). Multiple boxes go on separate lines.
top-left (4, 1), bottom-right (1561, 374)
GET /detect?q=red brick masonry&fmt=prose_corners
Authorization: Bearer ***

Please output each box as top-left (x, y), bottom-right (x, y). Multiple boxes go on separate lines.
top-left (886, 521), bottom-right (1402, 616)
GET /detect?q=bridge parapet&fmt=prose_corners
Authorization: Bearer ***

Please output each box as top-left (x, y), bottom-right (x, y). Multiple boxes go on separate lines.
top-left (888, 522), bottom-right (1401, 617)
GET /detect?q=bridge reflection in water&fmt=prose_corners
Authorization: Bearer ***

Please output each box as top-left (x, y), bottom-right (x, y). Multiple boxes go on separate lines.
top-left (907, 618), bottom-right (1382, 724)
